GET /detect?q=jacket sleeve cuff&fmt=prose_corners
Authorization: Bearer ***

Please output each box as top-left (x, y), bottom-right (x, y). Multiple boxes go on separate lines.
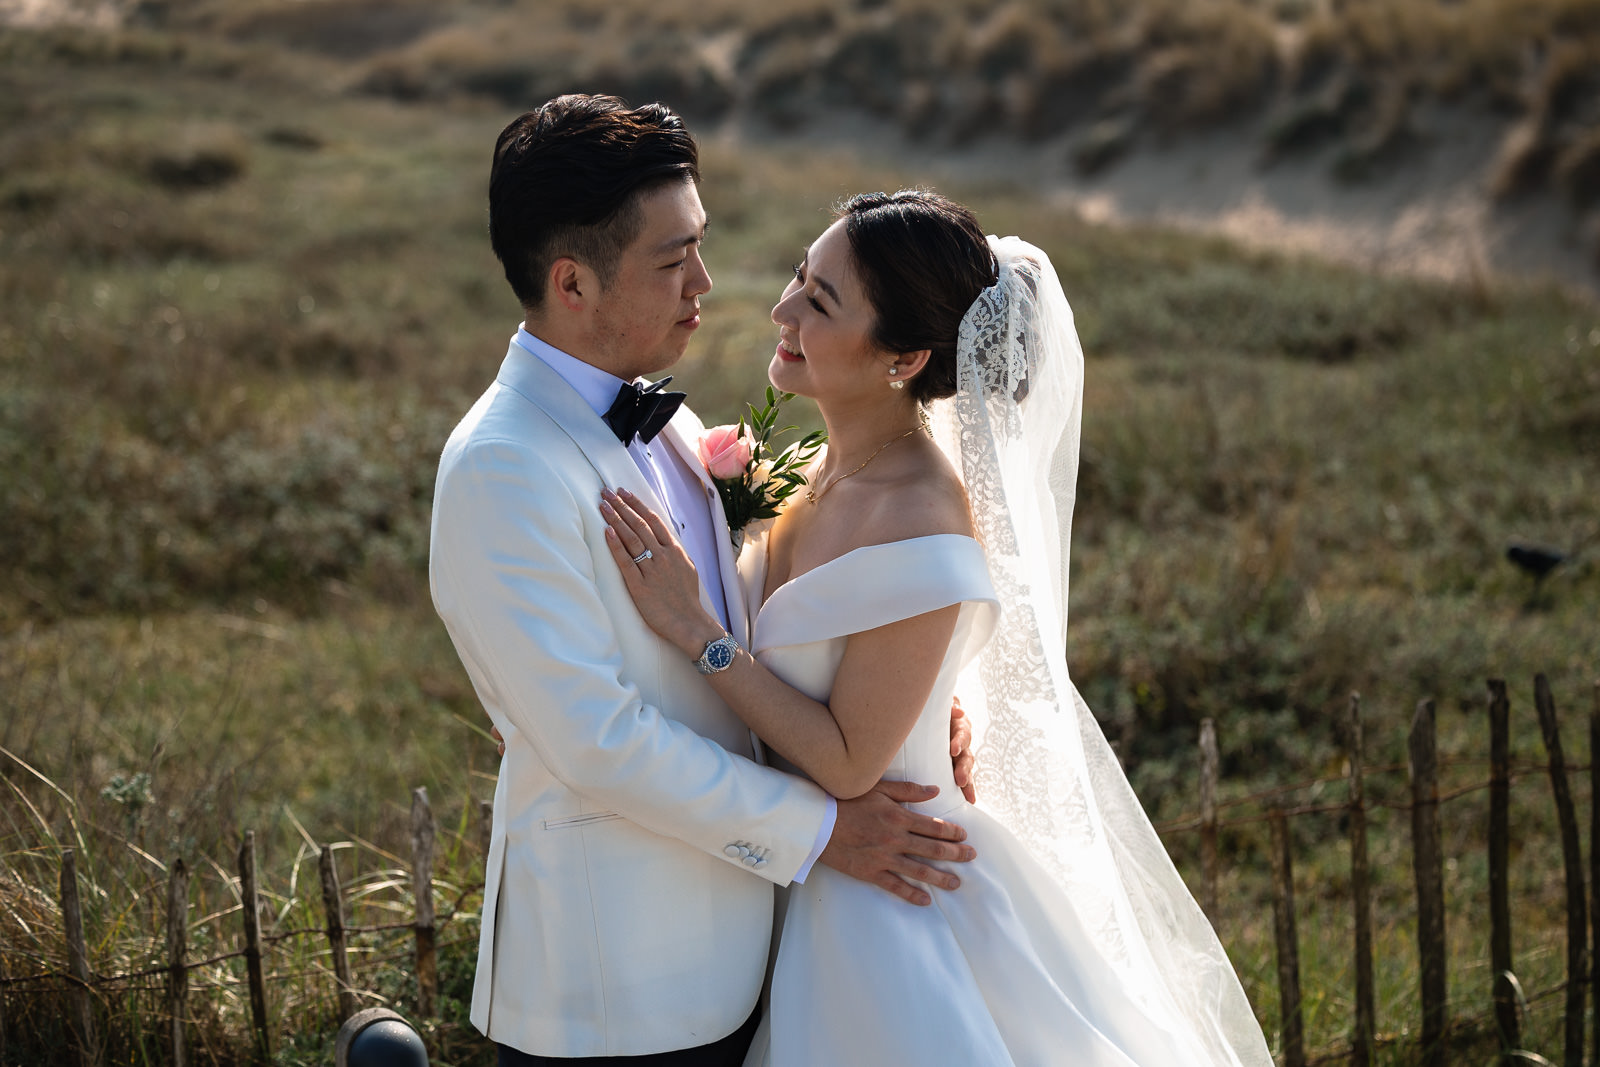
top-left (791, 795), bottom-right (837, 884)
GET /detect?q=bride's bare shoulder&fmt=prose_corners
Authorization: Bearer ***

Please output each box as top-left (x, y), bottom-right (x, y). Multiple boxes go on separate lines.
top-left (854, 454), bottom-right (973, 545)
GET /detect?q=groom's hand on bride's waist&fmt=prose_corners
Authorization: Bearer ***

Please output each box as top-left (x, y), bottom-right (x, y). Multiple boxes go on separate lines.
top-left (819, 781), bottom-right (975, 907)
top-left (950, 698), bottom-right (976, 805)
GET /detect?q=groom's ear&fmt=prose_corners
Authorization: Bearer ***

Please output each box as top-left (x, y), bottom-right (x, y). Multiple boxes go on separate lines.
top-left (548, 257), bottom-right (595, 313)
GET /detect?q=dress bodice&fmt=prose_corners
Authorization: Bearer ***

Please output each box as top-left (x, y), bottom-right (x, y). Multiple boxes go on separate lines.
top-left (739, 530), bottom-right (999, 816)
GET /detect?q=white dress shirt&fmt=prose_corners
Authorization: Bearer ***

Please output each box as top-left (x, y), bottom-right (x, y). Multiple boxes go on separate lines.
top-left (514, 327), bottom-right (833, 879)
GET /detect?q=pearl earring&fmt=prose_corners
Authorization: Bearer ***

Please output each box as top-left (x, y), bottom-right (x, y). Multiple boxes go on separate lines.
top-left (889, 367), bottom-right (904, 390)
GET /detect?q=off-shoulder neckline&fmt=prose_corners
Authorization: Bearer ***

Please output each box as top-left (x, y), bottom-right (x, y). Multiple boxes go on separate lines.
top-left (755, 533), bottom-right (983, 626)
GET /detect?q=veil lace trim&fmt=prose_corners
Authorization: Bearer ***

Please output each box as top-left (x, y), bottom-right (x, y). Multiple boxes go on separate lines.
top-left (925, 237), bottom-right (1273, 1066)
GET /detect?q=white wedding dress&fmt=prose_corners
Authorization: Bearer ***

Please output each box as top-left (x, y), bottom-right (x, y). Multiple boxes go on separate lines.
top-left (740, 532), bottom-right (1211, 1066)
top-left (737, 236), bottom-right (1272, 1066)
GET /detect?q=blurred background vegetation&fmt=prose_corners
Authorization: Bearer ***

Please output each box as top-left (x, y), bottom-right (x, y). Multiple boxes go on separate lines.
top-left (1, 1), bottom-right (1597, 1063)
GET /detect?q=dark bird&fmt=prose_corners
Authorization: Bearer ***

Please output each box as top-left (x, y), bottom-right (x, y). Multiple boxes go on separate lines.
top-left (1506, 540), bottom-right (1567, 580)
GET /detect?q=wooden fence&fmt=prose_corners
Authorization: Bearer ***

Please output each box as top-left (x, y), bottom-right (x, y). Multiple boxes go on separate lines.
top-left (1172, 674), bottom-right (1600, 1067)
top-left (2, 674), bottom-right (1597, 1066)
top-left (0, 786), bottom-right (488, 1066)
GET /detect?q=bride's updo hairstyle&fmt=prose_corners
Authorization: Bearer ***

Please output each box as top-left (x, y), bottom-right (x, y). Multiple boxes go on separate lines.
top-left (836, 190), bottom-right (999, 404)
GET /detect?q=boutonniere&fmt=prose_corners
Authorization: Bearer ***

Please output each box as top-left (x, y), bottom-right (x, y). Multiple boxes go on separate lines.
top-left (698, 388), bottom-right (825, 549)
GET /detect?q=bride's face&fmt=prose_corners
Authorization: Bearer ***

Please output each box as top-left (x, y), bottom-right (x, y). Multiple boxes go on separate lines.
top-left (769, 220), bottom-right (892, 402)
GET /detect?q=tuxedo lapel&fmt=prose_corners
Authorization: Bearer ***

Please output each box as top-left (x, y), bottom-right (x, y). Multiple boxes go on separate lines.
top-left (657, 411), bottom-right (768, 763)
top-left (496, 343), bottom-right (737, 633)
top-left (494, 341), bottom-right (673, 525)
top-left (658, 413), bottom-right (751, 647)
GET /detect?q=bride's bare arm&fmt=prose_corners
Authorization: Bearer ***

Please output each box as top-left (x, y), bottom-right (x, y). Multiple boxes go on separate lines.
top-left (601, 488), bottom-right (957, 800)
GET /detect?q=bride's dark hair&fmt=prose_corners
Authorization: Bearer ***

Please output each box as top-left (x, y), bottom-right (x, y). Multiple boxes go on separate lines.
top-left (836, 190), bottom-right (999, 404)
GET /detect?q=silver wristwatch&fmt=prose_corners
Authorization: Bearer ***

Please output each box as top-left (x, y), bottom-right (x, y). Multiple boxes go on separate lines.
top-left (694, 632), bottom-right (740, 674)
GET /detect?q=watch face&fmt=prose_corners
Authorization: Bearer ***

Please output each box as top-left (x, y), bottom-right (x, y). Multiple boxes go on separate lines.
top-left (705, 639), bottom-right (735, 671)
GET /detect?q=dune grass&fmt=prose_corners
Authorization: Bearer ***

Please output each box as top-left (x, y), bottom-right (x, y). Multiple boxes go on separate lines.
top-left (106, 0), bottom-right (1600, 239)
top-left (1, 10), bottom-right (1598, 1064)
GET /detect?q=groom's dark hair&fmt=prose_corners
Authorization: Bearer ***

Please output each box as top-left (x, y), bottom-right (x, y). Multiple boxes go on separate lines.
top-left (490, 94), bottom-right (700, 310)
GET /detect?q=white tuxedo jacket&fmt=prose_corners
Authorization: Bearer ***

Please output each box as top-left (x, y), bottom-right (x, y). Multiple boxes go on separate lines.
top-left (429, 340), bottom-right (830, 1057)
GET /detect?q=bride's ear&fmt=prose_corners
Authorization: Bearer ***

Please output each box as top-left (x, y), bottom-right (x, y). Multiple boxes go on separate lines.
top-left (888, 349), bottom-right (933, 385)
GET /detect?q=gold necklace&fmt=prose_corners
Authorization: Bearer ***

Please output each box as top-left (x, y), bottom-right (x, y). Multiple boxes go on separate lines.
top-left (804, 426), bottom-right (921, 505)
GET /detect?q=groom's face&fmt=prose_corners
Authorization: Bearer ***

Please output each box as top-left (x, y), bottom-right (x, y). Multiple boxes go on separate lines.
top-left (589, 179), bottom-right (712, 380)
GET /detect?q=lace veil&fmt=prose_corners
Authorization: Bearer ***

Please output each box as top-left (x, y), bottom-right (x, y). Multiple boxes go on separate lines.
top-left (925, 237), bottom-right (1273, 1066)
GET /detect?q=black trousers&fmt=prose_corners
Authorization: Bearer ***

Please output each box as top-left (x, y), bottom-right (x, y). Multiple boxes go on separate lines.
top-left (496, 1006), bottom-right (761, 1067)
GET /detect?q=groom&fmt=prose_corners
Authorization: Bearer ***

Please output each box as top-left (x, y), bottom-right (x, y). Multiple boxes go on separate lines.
top-left (429, 94), bottom-right (975, 1065)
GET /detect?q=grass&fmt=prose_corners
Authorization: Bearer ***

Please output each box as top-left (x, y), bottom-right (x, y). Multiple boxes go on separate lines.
top-left (1, 734), bottom-right (493, 1065)
top-left (1, 7), bottom-right (1598, 1064)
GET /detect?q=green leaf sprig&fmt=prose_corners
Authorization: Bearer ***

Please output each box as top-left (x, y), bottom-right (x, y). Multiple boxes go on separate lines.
top-left (706, 387), bottom-right (825, 539)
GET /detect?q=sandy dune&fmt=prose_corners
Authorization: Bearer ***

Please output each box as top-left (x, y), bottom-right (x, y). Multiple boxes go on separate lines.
top-left (729, 103), bottom-right (1597, 302)
top-left (6, 0), bottom-right (1594, 301)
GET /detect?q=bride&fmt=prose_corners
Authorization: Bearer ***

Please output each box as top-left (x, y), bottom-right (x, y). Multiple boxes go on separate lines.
top-left (598, 190), bottom-right (1272, 1066)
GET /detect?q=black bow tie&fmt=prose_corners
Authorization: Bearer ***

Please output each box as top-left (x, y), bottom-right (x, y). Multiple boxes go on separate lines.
top-left (603, 377), bottom-right (686, 445)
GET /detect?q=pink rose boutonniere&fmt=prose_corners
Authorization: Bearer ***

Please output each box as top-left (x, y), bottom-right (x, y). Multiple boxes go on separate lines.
top-left (699, 387), bottom-right (825, 548)
top-left (699, 424), bottom-right (752, 481)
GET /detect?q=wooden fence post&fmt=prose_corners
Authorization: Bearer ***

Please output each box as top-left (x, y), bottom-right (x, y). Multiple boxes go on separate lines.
top-left (319, 845), bottom-right (358, 1021)
top-left (1199, 718), bottom-right (1219, 921)
top-left (1269, 806), bottom-right (1306, 1067)
top-left (1591, 679), bottom-right (1599, 1067)
top-left (59, 848), bottom-right (101, 1067)
top-left (1487, 679), bottom-right (1519, 1053)
top-left (238, 831), bottom-right (271, 1062)
top-left (166, 858), bottom-right (189, 1067)
top-left (1347, 693), bottom-right (1375, 1067)
top-left (1409, 698), bottom-right (1448, 1067)
top-left (479, 799), bottom-right (494, 862)
top-left (412, 787), bottom-right (438, 1019)
top-left (1535, 673), bottom-right (1586, 1067)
